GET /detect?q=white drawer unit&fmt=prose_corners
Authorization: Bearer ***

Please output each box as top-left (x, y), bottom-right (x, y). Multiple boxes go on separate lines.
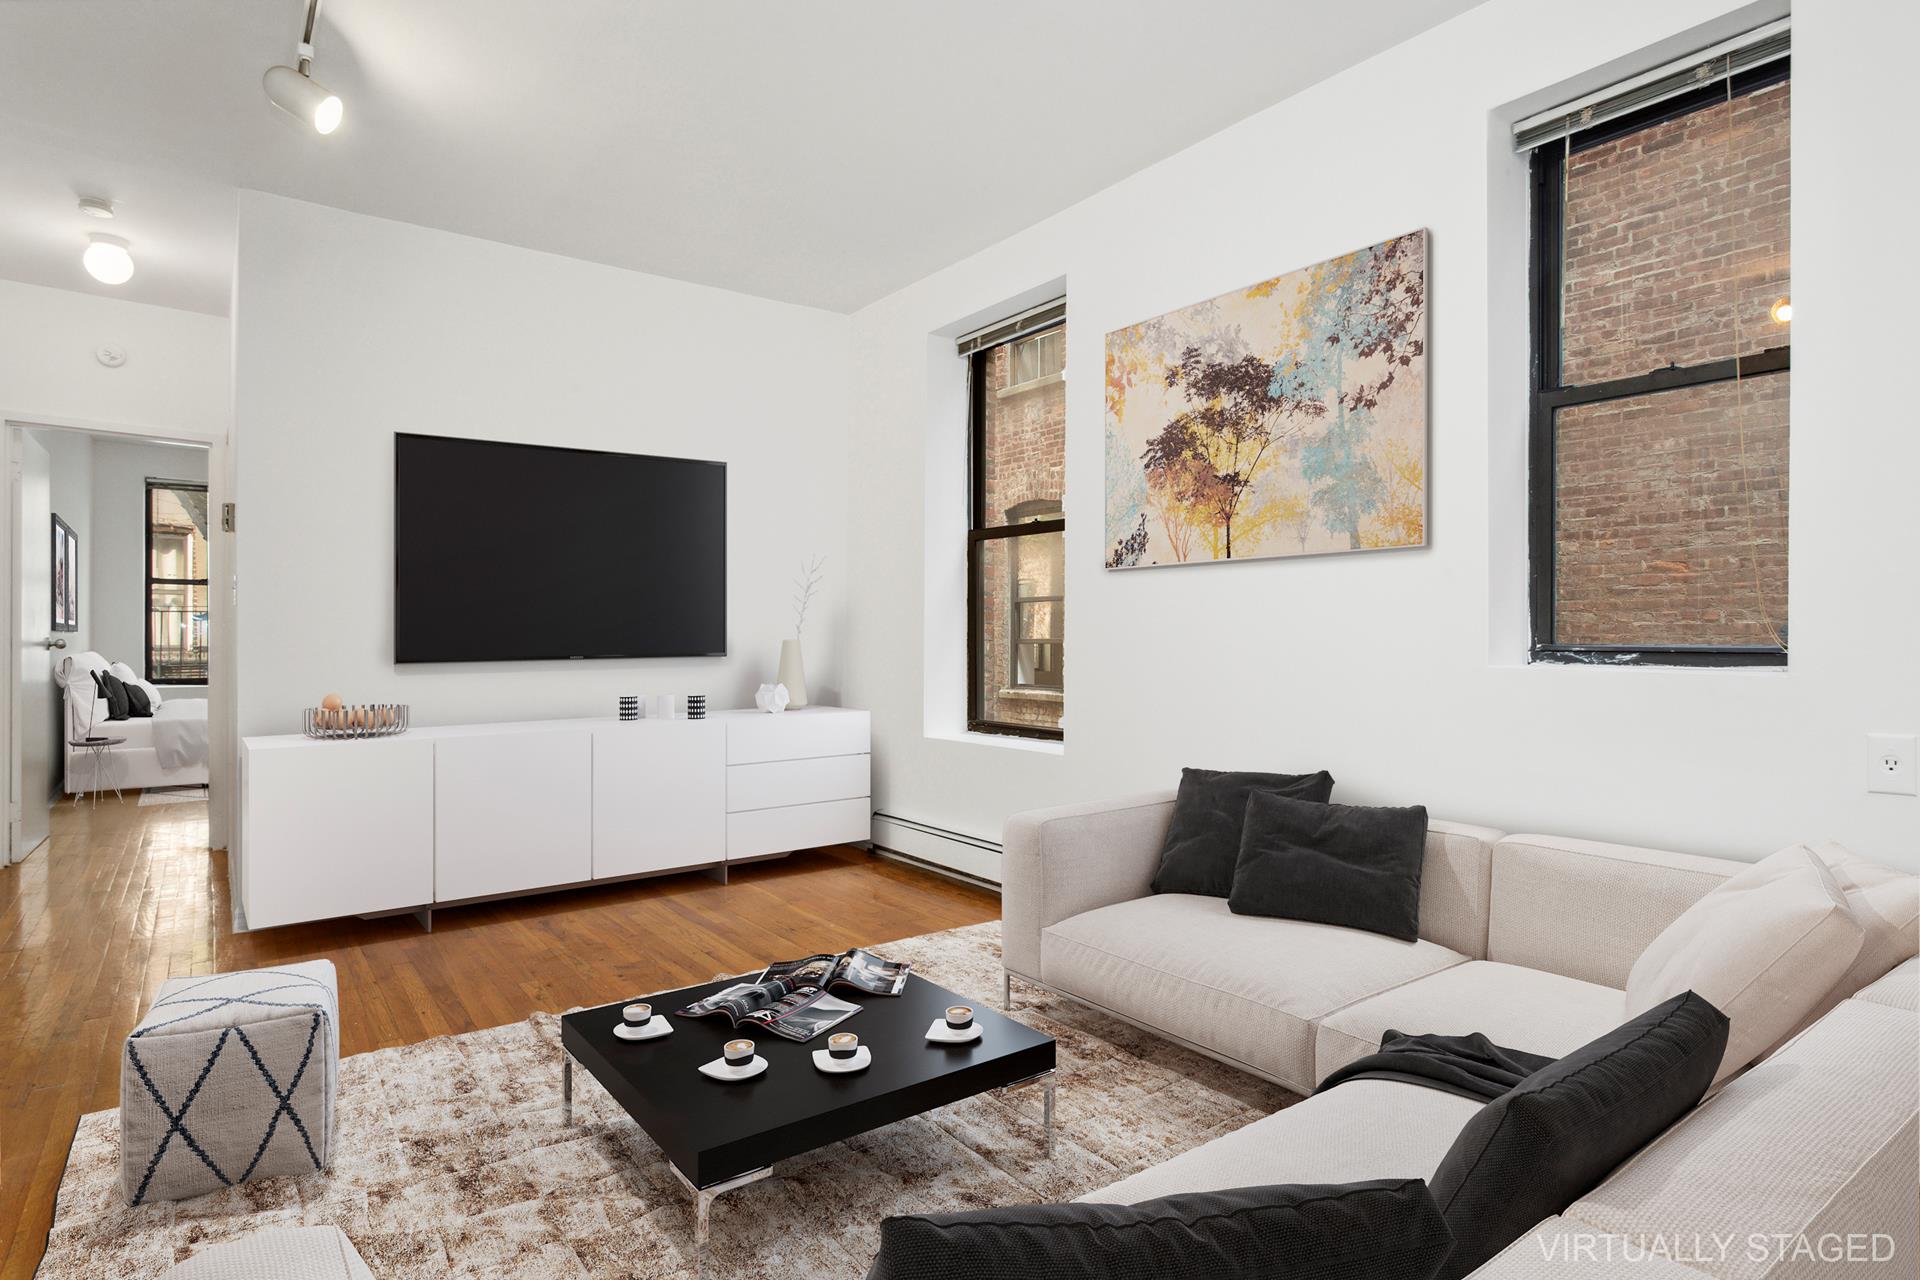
top-left (728, 796), bottom-right (872, 860)
top-left (725, 706), bottom-right (870, 765)
top-left (719, 707), bottom-right (871, 861)
top-left (237, 705), bottom-right (871, 931)
top-left (727, 753), bottom-right (870, 813)
top-left (593, 719), bottom-right (726, 879)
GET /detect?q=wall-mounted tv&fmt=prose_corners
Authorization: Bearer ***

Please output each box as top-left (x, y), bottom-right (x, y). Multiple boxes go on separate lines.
top-left (394, 433), bottom-right (726, 663)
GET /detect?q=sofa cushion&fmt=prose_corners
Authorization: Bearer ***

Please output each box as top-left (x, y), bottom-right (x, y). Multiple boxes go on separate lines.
top-left (1428, 991), bottom-right (1729, 1280)
top-left (1852, 957), bottom-right (1918, 1013)
top-left (1488, 836), bottom-right (1733, 987)
top-left (162, 1227), bottom-right (374, 1279)
top-left (1467, 1217), bottom-right (1711, 1277)
top-left (871, 1178), bottom-right (1452, 1280)
top-left (1086, 1080), bottom-right (1481, 1205)
top-left (1626, 845), bottom-right (1864, 1085)
top-left (1151, 767), bottom-right (1335, 898)
top-left (1314, 962), bottom-right (1625, 1085)
top-left (1043, 894), bottom-right (1465, 1090)
top-left (1229, 792), bottom-right (1429, 941)
top-left (1767, 843), bottom-right (1920, 1043)
top-left (1565, 997), bottom-right (1919, 1280)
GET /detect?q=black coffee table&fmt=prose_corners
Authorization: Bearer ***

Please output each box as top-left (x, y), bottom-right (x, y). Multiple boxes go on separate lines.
top-left (560, 973), bottom-right (1055, 1264)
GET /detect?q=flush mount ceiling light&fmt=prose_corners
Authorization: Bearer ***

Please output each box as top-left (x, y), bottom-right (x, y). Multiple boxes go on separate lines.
top-left (83, 232), bottom-right (135, 285)
top-left (263, 0), bottom-right (343, 135)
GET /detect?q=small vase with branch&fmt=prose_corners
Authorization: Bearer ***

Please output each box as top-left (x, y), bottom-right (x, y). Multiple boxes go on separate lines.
top-left (779, 555), bottom-right (824, 709)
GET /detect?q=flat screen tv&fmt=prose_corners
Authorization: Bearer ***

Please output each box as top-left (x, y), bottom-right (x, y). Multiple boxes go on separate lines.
top-left (394, 433), bottom-right (726, 663)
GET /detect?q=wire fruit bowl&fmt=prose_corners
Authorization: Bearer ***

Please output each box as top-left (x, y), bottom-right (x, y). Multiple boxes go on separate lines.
top-left (304, 704), bottom-right (409, 740)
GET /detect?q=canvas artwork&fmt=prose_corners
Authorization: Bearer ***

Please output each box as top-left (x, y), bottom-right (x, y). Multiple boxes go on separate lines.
top-left (1104, 230), bottom-right (1428, 568)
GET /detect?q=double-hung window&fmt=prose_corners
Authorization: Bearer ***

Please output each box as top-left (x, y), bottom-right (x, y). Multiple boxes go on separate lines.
top-left (1525, 28), bottom-right (1789, 665)
top-left (962, 300), bottom-right (1066, 739)
top-left (147, 480), bottom-right (210, 685)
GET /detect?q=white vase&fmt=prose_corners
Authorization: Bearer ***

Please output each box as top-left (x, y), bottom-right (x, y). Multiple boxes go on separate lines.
top-left (778, 638), bottom-right (809, 709)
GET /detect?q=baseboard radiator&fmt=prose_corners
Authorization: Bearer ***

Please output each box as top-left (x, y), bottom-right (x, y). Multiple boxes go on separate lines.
top-left (870, 812), bottom-right (1002, 889)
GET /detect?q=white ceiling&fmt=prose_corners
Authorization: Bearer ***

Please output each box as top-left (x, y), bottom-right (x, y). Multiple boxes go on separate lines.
top-left (0, 0), bottom-right (1482, 316)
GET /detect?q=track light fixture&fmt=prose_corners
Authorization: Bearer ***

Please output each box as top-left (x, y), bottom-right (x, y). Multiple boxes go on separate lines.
top-left (263, 0), bottom-right (343, 135)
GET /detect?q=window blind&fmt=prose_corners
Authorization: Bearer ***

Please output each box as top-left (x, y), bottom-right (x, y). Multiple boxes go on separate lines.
top-left (1512, 18), bottom-right (1788, 152)
top-left (955, 298), bottom-right (1066, 357)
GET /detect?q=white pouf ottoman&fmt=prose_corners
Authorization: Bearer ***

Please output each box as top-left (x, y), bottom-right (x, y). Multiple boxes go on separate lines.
top-left (120, 959), bottom-right (339, 1205)
top-left (161, 1227), bottom-right (374, 1279)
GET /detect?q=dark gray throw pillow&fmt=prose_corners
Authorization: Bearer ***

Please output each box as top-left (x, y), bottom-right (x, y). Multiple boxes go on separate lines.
top-left (1151, 767), bottom-right (1335, 898)
top-left (123, 681), bottom-right (154, 718)
top-left (866, 1178), bottom-right (1451, 1280)
top-left (1228, 791), bottom-right (1428, 941)
top-left (91, 670), bottom-right (131, 721)
top-left (1426, 991), bottom-right (1729, 1280)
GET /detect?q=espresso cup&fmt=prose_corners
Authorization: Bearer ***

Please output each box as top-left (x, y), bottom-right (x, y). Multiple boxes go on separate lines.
top-left (724, 1038), bottom-right (755, 1066)
top-left (828, 1032), bottom-right (859, 1060)
top-left (622, 1002), bottom-right (651, 1028)
top-left (945, 1005), bottom-right (974, 1032)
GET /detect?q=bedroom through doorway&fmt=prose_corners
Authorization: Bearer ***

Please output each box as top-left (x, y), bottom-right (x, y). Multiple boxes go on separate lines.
top-left (6, 422), bottom-right (218, 867)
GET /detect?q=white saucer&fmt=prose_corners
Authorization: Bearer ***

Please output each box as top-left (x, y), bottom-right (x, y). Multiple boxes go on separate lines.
top-left (613, 1017), bottom-right (673, 1042)
top-left (812, 1046), bottom-right (872, 1073)
top-left (925, 1019), bottom-right (982, 1044)
top-left (698, 1055), bottom-right (769, 1082)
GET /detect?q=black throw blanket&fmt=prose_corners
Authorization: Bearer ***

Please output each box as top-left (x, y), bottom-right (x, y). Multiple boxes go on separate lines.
top-left (1315, 1029), bottom-right (1556, 1103)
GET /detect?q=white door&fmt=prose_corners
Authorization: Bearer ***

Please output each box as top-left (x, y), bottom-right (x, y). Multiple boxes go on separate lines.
top-left (13, 433), bottom-right (57, 860)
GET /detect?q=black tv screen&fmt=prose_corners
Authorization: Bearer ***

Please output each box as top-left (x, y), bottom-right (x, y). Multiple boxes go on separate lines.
top-left (394, 433), bottom-right (726, 662)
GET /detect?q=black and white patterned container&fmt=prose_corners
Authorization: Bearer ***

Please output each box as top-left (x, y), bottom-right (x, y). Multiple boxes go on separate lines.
top-left (686, 694), bottom-right (706, 721)
top-left (618, 696), bottom-right (639, 722)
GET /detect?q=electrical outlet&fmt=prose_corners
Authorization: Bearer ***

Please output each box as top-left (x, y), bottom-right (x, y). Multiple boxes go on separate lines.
top-left (1867, 733), bottom-right (1917, 796)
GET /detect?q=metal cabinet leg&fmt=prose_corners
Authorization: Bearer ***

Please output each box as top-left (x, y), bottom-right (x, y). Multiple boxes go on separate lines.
top-left (1002, 969), bottom-right (1012, 1010)
top-left (562, 1051), bottom-right (573, 1126)
top-left (1043, 1080), bottom-right (1055, 1158)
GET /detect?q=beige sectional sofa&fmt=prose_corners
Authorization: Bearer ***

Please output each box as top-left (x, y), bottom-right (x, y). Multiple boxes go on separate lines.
top-left (1002, 790), bottom-right (1920, 1276)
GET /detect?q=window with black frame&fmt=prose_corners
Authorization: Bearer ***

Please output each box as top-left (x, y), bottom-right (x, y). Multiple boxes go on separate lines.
top-left (963, 301), bottom-right (1065, 739)
top-left (147, 480), bottom-right (210, 685)
top-left (1526, 41), bottom-right (1789, 666)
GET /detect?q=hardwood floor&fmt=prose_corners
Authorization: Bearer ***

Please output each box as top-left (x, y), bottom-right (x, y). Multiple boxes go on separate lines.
top-left (0, 792), bottom-right (999, 1280)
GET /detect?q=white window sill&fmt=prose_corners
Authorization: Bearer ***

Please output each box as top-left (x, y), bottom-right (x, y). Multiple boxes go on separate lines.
top-left (928, 729), bottom-right (1065, 756)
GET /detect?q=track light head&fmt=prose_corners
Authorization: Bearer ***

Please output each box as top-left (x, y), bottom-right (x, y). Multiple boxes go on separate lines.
top-left (264, 61), bottom-right (343, 134)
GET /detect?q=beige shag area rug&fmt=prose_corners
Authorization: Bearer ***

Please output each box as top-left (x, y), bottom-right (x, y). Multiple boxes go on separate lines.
top-left (39, 922), bottom-right (1296, 1279)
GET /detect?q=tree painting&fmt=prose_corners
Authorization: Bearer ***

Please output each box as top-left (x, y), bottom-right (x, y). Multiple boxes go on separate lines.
top-left (1103, 231), bottom-right (1427, 567)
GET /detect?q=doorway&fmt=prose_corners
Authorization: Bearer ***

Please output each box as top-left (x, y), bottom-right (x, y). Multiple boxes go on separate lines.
top-left (4, 421), bottom-right (224, 866)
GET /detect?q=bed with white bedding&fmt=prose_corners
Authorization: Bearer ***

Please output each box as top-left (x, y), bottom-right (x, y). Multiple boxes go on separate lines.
top-left (58, 651), bottom-right (210, 794)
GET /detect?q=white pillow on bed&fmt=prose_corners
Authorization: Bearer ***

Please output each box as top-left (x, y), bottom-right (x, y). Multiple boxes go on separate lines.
top-left (108, 662), bottom-right (164, 710)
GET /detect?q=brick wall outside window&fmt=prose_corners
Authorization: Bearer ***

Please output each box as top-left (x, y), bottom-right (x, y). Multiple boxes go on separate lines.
top-left (976, 335), bottom-right (1065, 731)
top-left (1549, 79), bottom-right (1789, 649)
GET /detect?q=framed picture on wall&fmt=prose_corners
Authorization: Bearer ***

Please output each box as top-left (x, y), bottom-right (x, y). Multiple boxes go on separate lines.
top-left (52, 513), bottom-right (77, 632)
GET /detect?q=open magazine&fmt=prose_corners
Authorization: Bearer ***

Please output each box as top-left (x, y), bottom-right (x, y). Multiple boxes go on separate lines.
top-left (756, 949), bottom-right (911, 997)
top-left (675, 949), bottom-right (912, 1043)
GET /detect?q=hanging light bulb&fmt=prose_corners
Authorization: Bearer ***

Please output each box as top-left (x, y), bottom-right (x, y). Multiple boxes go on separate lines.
top-left (1769, 297), bottom-right (1792, 325)
top-left (82, 232), bottom-right (135, 285)
top-left (263, 2), bottom-right (343, 136)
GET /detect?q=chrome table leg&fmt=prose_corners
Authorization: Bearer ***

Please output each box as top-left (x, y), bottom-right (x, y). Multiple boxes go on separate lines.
top-left (561, 1050), bottom-right (572, 1126)
top-left (669, 1163), bottom-right (772, 1277)
top-left (1001, 1067), bottom-right (1058, 1158)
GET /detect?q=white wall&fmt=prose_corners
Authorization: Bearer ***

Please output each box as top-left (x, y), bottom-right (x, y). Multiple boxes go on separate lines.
top-left (28, 427), bottom-right (93, 797)
top-left (843, 0), bottom-right (1920, 872)
top-left (89, 438), bottom-right (210, 677)
top-left (0, 278), bottom-right (228, 436)
top-left (231, 193), bottom-right (851, 744)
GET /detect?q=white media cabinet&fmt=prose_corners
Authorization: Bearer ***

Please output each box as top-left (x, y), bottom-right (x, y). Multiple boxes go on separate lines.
top-left (236, 706), bottom-right (871, 930)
